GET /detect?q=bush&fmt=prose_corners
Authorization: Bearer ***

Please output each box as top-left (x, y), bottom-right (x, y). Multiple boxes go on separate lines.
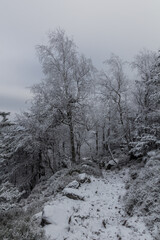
top-left (0, 207), bottom-right (46, 240)
top-left (0, 181), bottom-right (25, 210)
top-left (124, 150), bottom-right (160, 239)
top-left (129, 134), bottom-right (159, 159)
top-left (0, 159), bottom-right (102, 240)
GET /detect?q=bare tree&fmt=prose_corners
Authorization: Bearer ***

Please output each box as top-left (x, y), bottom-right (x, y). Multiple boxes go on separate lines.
top-left (35, 29), bottom-right (94, 162)
top-left (132, 49), bottom-right (158, 135)
top-left (100, 54), bottom-right (131, 147)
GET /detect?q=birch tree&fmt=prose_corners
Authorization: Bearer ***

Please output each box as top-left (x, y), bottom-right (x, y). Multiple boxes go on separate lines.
top-left (132, 49), bottom-right (158, 135)
top-left (100, 54), bottom-right (131, 147)
top-left (35, 29), bottom-right (94, 162)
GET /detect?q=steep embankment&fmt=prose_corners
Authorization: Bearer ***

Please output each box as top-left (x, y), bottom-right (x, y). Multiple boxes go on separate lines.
top-left (40, 169), bottom-right (153, 240)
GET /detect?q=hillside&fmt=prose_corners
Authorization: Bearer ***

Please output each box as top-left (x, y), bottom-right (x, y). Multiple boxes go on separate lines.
top-left (40, 169), bottom-right (153, 240)
top-left (1, 151), bottom-right (159, 240)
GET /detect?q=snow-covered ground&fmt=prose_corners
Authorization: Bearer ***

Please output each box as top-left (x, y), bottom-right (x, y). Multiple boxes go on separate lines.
top-left (38, 169), bottom-right (153, 240)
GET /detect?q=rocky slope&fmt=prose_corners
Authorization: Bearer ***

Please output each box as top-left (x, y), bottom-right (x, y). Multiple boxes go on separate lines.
top-left (38, 169), bottom-right (153, 240)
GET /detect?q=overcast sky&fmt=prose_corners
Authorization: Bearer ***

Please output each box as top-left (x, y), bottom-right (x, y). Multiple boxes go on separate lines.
top-left (0, 0), bottom-right (160, 116)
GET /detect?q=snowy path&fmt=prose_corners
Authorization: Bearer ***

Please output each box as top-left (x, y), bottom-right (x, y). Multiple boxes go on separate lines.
top-left (43, 169), bottom-right (153, 240)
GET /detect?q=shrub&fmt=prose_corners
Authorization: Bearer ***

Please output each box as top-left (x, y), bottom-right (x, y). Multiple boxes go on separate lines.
top-left (124, 150), bottom-right (160, 238)
top-left (0, 207), bottom-right (46, 240)
top-left (129, 134), bottom-right (159, 159)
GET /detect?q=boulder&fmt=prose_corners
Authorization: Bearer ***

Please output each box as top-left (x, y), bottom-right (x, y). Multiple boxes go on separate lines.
top-left (41, 204), bottom-right (68, 226)
top-left (63, 188), bottom-right (85, 201)
top-left (105, 160), bottom-right (117, 170)
top-left (77, 173), bottom-right (91, 183)
top-left (106, 163), bottom-right (114, 170)
top-left (65, 180), bottom-right (80, 189)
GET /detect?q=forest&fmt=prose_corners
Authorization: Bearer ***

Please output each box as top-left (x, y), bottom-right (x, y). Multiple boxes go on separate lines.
top-left (0, 29), bottom-right (160, 240)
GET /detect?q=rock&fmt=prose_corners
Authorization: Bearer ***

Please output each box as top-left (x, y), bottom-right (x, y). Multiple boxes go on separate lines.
top-left (130, 172), bottom-right (138, 180)
top-left (102, 219), bottom-right (107, 228)
top-left (99, 160), bottom-right (105, 169)
top-left (82, 157), bottom-right (91, 161)
top-left (41, 216), bottom-right (51, 227)
top-left (32, 212), bottom-right (42, 225)
top-left (41, 204), bottom-right (69, 227)
top-left (147, 151), bottom-right (157, 157)
top-left (129, 135), bottom-right (158, 159)
top-left (65, 180), bottom-right (80, 189)
top-left (106, 160), bottom-right (117, 170)
top-left (63, 188), bottom-right (85, 201)
top-left (106, 163), bottom-right (114, 170)
top-left (77, 173), bottom-right (91, 183)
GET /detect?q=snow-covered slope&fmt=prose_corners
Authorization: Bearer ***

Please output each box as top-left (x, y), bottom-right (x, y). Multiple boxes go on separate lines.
top-left (39, 169), bottom-right (153, 240)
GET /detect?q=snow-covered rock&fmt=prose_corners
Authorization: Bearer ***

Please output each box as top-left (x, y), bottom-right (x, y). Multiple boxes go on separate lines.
top-left (147, 150), bottom-right (157, 157)
top-left (105, 159), bottom-right (117, 170)
top-left (41, 204), bottom-right (69, 226)
top-left (65, 180), bottom-right (80, 189)
top-left (41, 202), bottom-right (73, 239)
top-left (63, 188), bottom-right (85, 200)
top-left (77, 173), bottom-right (91, 183)
top-left (129, 135), bottom-right (158, 159)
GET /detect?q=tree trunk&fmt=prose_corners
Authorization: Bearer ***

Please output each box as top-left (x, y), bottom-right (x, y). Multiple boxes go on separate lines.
top-left (102, 126), bottom-right (106, 155)
top-left (96, 126), bottom-right (99, 155)
top-left (118, 103), bottom-right (129, 148)
top-left (62, 141), bottom-right (65, 154)
top-left (67, 105), bottom-right (76, 162)
top-left (69, 120), bottom-right (76, 162)
top-left (76, 141), bottom-right (81, 161)
top-left (107, 143), bottom-right (118, 165)
top-left (38, 150), bottom-right (45, 178)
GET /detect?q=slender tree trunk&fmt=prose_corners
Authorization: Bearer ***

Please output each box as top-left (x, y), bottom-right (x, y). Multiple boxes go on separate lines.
top-left (62, 141), bottom-right (65, 154)
top-left (67, 105), bottom-right (76, 162)
top-left (102, 126), bottom-right (106, 155)
top-left (118, 101), bottom-right (129, 148)
top-left (76, 142), bottom-right (81, 161)
top-left (107, 106), bottom-right (111, 152)
top-left (69, 120), bottom-right (76, 162)
top-left (38, 150), bottom-right (46, 178)
top-left (107, 143), bottom-right (118, 165)
top-left (96, 126), bottom-right (99, 155)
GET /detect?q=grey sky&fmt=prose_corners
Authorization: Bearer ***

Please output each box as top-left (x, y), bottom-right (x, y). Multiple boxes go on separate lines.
top-left (0, 0), bottom-right (160, 115)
